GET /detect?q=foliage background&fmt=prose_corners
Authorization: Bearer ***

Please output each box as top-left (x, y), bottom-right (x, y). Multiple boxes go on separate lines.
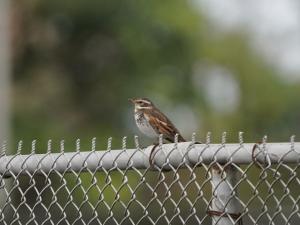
top-left (12, 0), bottom-right (300, 147)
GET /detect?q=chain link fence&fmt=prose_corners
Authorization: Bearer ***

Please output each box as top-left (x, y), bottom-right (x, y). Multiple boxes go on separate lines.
top-left (0, 133), bottom-right (299, 225)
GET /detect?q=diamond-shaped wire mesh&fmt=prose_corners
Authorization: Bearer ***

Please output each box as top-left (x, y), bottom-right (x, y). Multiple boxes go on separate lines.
top-left (0, 134), bottom-right (299, 225)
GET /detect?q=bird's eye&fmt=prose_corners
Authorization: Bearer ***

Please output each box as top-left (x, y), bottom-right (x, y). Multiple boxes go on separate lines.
top-left (138, 101), bottom-right (147, 106)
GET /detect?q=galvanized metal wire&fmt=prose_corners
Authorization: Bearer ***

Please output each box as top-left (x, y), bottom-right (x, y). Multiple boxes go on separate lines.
top-left (0, 134), bottom-right (299, 225)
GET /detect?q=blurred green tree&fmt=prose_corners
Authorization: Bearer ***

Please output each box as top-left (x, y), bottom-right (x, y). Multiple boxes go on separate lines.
top-left (12, 0), bottom-right (300, 147)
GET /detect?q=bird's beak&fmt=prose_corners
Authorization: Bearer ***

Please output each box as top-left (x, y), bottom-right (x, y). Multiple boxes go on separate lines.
top-left (128, 98), bottom-right (135, 104)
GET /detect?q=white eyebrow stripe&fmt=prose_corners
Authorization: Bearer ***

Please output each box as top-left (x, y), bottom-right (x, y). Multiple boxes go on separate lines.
top-left (139, 100), bottom-right (151, 104)
top-left (136, 105), bottom-right (152, 109)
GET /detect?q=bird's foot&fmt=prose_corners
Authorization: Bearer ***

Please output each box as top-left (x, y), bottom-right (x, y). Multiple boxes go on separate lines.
top-left (149, 143), bottom-right (159, 166)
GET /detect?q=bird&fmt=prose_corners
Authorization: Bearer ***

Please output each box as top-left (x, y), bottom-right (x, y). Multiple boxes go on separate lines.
top-left (129, 97), bottom-right (186, 164)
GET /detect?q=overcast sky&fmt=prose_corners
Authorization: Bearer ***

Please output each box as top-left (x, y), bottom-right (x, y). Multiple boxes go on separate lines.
top-left (194, 0), bottom-right (300, 82)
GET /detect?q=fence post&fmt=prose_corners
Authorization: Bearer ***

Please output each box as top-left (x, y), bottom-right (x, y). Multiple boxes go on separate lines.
top-left (209, 165), bottom-right (243, 225)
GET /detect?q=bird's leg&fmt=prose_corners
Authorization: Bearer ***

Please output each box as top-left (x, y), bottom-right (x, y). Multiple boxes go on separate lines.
top-left (149, 141), bottom-right (201, 166)
top-left (149, 143), bottom-right (159, 166)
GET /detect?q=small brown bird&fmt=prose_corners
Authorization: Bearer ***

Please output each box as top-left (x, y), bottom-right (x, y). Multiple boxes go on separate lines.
top-left (129, 98), bottom-right (186, 164)
top-left (129, 97), bottom-right (186, 143)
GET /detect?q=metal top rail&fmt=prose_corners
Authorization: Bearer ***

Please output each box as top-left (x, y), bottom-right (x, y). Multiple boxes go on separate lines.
top-left (0, 141), bottom-right (299, 176)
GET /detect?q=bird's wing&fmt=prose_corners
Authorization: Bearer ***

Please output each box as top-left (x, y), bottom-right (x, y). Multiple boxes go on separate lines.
top-left (144, 108), bottom-right (186, 142)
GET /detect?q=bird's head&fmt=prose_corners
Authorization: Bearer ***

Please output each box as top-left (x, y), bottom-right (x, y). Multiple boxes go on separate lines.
top-left (129, 98), bottom-right (154, 110)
